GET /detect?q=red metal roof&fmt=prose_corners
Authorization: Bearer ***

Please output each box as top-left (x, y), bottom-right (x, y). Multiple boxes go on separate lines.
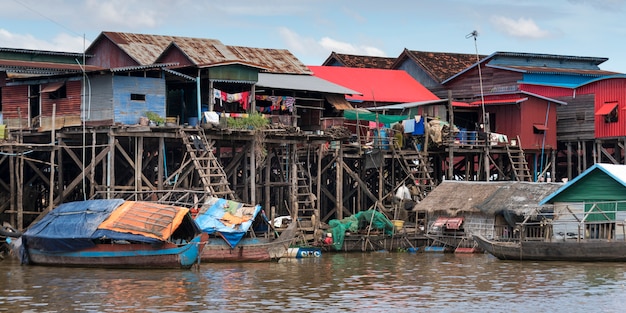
top-left (308, 66), bottom-right (440, 103)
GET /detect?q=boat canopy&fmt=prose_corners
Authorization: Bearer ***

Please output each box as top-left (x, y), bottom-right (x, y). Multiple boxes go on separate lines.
top-left (22, 199), bottom-right (191, 253)
top-left (194, 197), bottom-right (261, 248)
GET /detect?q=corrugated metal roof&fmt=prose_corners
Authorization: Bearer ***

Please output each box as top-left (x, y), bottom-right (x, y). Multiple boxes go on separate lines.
top-left (257, 73), bottom-right (360, 94)
top-left (493, 65), bottom-right (617, 76)
top-left (109, 63), bottom-right (179, 72)
top-left (442, 51), bottom-right (611, 85)
top-left (100, 32), bottom-right (222, 65)
top-left (0, 47), bottom-right (90, 57)
top-left (99, 32), bottom-right (310, 74)
top-left (400, 49), bottom-right (485, 83)
top-left (308, 66), bottom-right (441, 103)
top-left (0, 59), bottom-right (102, 73)
top-left (540, 163), bottom-right (626, 205)
top-left (322, 52), bottom-right (396, 69)
top-left (228, 46), bottom-right (311, 74)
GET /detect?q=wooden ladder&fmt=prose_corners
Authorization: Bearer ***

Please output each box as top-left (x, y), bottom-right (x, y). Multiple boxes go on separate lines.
top-left (179, 128), bottom-right (237, 200)
top-left (392, 145), bottom-right (437, 200)
top-left (506, 136), bottom-right (532, 181)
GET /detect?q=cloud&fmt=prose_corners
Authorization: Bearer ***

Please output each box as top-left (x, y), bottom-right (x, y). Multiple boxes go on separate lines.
top-left (567, 0), bottom-right (626, 11)
top-left (318, 37), bottom-right (386, 56)
top-left (0, 29), bottom-right (86, 52)
top-left (85, 0), bottom-right (160, 28)
top-left (278, 27), bottom-right (386, 64)
top-left (490, 16), bottom-right (552, 39)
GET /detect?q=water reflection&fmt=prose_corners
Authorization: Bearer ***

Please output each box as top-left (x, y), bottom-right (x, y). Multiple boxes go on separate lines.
top-left (2, 253), bottom-right (626, 312)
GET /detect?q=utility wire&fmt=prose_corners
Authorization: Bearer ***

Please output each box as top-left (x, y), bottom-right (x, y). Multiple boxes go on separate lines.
top-left (12, 0), bottom-right (82, 37)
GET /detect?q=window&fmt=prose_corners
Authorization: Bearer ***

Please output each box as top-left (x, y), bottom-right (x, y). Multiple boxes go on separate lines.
top-left (41, 82), bottom-right (66, 99)
top-left (131, 94), bottom-right (146, 101)
top-left (595, 101), bottom-right (619, 123)
top-left (533, 124), bottom-right (548, 134)
top-left (605, 106), bottom-right (618, 123)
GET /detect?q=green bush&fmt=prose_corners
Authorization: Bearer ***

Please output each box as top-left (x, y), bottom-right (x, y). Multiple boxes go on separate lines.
top-left (226, 113), bottom-right (268, 129)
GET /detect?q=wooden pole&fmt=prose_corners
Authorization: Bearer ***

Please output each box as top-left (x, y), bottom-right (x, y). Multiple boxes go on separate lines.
top-left (447, 90), bottom-right (454, 180)
top-left (158, 137), bottom-right (164, 190)
top-left (250, 135), bottom-right (256, 204)
top-left (336, 145), bottom-right (344, 220)
top-left (49, 104), bottom-right (56, 210)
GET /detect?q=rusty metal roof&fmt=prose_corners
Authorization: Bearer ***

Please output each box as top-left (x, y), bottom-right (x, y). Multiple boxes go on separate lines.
top-left (322, 52), bottom-right (396, 69)
top-left (398, 49), bottom-right (485, 83)
top-left (0, 59), bottom-right (102, 74)
top-left (98, 32), bottom-right (310, 74)
top-left (100, 31), bottom-right (223, 65)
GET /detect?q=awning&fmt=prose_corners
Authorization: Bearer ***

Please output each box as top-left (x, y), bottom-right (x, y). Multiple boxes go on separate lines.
top-left (343, 109), bottom-right (408, 124)
top-left (257, 73), bottom-right (361, 95)
top-left (595, 102), bottom-right (618, 115)
top-left (326, 94), bottom-right (353, 110)
top-left (432, 217), bottom-right (464, 230)
top-left (533, 124), bottom-right (549, 131)
top-left (470, 97), bottom-right (528, 106)
top-left (40, 81), bottom-right (65, 93)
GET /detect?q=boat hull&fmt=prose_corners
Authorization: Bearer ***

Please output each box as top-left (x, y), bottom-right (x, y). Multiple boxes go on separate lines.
top-left (474, 234), bottom-right (626, 261)
top-left (201, 238), bottom-right (287, 262)
top-left (25, 235), bottom-right (203, 269)
top-left (199, 223), bottom-right (296, 262)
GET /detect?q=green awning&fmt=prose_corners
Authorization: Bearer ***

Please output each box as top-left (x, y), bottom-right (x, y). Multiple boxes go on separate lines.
top-left (343, 110), bottom-right (408, 124)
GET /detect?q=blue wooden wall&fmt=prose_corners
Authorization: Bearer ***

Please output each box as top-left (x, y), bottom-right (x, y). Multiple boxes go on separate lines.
top-left (112, 75), bottom-right (166, 125)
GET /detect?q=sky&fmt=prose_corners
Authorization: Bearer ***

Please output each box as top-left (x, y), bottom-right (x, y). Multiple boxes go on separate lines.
top-left (2, 0), bottom-right (626, 72)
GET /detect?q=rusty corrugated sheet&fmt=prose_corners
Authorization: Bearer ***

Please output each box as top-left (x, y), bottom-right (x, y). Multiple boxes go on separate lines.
top-left (0, 59), bottom-right (102, 73)
top-left (228, 46), bottom-right (311, 74)
top-left (101, 32), bottom-right (310, 74)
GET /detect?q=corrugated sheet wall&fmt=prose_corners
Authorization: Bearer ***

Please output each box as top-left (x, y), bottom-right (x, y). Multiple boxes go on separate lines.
top-left (591, 79), bottom-right (626, 138)
top-left (112, 75), bottom-right (166, 125)
top-left (41, 80), bottom-right (82, 117)
top-left (1, 85), bottom-right (28, 118)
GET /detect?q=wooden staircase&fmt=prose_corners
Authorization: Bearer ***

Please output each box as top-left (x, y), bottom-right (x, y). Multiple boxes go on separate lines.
top-left (179, 128), bottom-right (237, 200)
top-left (506, 136), bottom-right (532, 182)
top-left (392, 145), bottom-right (437, 200)
top-left (274, 146), bottom-right (317, 236)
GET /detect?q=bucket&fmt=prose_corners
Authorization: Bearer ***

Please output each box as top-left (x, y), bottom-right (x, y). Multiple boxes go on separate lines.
top-left (188, 117), bottom-right (198, 127)
top-left (392, 220), bottom-right (404, 232)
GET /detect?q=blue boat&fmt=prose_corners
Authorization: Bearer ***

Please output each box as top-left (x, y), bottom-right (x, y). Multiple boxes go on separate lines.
top-left (11, 199), bottom-right (204, 269)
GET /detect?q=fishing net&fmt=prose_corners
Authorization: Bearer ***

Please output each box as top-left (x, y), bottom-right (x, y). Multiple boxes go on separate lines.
top-left (327, 209), bottom-right (394, 250)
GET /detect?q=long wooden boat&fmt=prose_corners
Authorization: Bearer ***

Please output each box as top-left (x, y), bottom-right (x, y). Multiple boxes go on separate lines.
top-left (193, 197), bottom-right (297, 262)
top-left (473, 234), bottom-right (626, 261)
top-left (200, 222), bottom-right (297, 262)
top-left (12, 199), bottom-right (204, 269)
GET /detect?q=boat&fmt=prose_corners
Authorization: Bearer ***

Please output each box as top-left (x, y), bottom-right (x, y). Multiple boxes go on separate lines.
top-left (193, 197), bottom-right (297, 262)
top-left (473, 234), bottom-right (626, 261)
top-left (11, 199), bottom-right (204, 269)
top-left (286, 246), bottom-right (322, 258)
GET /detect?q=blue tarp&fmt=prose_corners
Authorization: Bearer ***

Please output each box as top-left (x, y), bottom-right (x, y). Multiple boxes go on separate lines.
top-left (22, 199), bottom-right (161, 253)
top-left (194, 197), bottom-right (262, 248)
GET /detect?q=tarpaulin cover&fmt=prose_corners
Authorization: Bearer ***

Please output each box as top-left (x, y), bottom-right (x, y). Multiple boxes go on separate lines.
top-left (98, 201), bottom-right (189, 241)
top-left (22, 199), bottom-right (177, 253)
top-left (194, 197), bottom-right (262, 248)
top-left (343, 110), bottom-right (408, 124)
top-left (326, 210), bottom-right (394, 251)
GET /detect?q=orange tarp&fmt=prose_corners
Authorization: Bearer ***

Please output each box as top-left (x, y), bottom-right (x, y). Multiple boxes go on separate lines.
top-left (98, 201), bottom-right (189, 241)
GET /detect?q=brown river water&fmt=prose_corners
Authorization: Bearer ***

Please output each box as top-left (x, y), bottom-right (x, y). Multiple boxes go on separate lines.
top-left (1, 252), bottom-right (625, 312)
